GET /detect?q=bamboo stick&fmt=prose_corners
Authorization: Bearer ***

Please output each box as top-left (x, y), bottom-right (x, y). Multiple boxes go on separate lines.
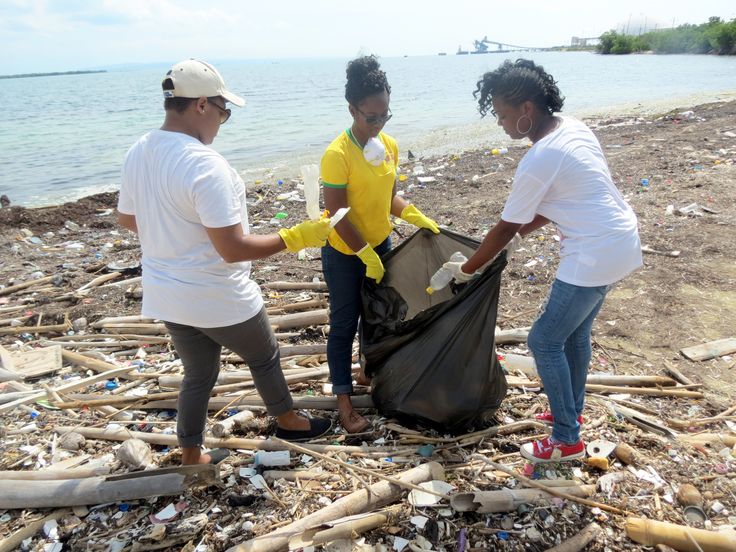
top-left (584, 384), bottom-right (703, 398)
top-left (471, 455), bottom-right (627, 516)
top-left (546, 522), bottom-right (604, 552)
top-left (0, 319), bottom-right (72, 336)
top-left (289, 506), bottom-right (402, 548)
top-left (0, 509), bottom-right (71, 552)
top-left (0, 275), bottom-right (55, 296)
top-left (270, 309), bottom-right (329, 330)
top-left (626, 516), bottom-right (736, 552)
top-left (0, 465), bottom-right (219, 509)
top-left (264, 281), bottom-right (328, 290)
top-left (226, 462), bottom-right (443, 552)
top-left (451, 485), bottom-right (596, 513)
top-left (0, 466), bottom-right (110, 480)
top-left (0, 365), bottom-right (133, 414)
top-left (55, 425), bottom-right (398, 456)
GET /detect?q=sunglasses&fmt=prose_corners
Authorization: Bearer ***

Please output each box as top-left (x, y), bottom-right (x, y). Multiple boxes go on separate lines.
top-left (208, 99), bottom-right (231, 124)
top-left (355, 106), bottom-right (392, 125)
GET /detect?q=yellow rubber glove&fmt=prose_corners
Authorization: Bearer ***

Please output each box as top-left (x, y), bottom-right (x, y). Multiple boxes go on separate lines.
top-left (356, 245), bottom-right (385, 283)
top-left (278, 218), bottom-right (331, 252)
top-left (400, 204), bottom-right (440, 234)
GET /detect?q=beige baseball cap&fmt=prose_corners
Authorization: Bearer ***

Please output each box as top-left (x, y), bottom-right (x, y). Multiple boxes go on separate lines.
top-left (162, 59), bottom-right (245, 107)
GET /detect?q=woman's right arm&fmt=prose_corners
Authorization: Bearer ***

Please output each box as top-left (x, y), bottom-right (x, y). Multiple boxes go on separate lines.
top-left (324, 187), bottom-right (366, 252)
top-left (519, 214), bottom-right (550, 237)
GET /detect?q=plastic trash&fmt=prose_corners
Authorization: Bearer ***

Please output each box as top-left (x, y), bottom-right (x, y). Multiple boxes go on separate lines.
top-left (300, 164), bottom-right (321, 220)
top-left (640, 178), bottom-right (650, 187)
top-left (426, 251), bottom-right (467, 295)
top-left (491, 147), bottom-right (508, 155)
top-left (253, 450), bottom-right (290, 467)
top-left (328, 206), bottom-right (350, 229)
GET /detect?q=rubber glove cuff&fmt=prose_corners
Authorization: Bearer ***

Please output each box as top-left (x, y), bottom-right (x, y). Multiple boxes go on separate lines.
top-left (278, 218), bottom-right (330, 252)
top-left (442, 261), bottom-right (475, 283)
top-left (356, 244), bottom-right (385, 283)
top-left (400, 204), bottom-right (440, 234)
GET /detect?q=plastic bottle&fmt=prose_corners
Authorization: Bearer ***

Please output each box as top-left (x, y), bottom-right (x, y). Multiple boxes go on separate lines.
top-left (426, 251), bottom-right (467, 295)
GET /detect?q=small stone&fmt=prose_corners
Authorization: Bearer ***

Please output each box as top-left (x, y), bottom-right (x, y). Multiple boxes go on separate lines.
top-left (59, 431), bottom-right (86, 451)
top-left (72, 317), bottom-right (88, 332)
top-left (117, 438), bottom-right (153, 469)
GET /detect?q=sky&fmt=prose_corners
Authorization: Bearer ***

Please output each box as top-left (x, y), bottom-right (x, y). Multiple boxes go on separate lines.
top-left (2, 0), bottom-right (735, 74)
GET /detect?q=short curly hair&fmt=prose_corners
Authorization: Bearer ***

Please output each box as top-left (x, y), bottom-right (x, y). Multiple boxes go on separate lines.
top-left (345, 55), bottom-right (391, 105)
top-left (474, 59), bottom-right (564, 118)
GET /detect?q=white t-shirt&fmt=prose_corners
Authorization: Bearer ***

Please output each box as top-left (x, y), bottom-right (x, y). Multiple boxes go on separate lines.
top-left (118, 130), bottom-right (263, 327)
top-left (501, 117), bottom-right (642, 287)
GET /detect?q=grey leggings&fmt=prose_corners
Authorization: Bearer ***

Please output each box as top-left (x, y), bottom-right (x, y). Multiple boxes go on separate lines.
top-left (165, 307), bottom-right (293, 448)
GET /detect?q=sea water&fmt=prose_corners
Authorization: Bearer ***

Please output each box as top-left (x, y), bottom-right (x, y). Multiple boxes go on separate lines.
top-left (1, 52), bottom-right (735, 207)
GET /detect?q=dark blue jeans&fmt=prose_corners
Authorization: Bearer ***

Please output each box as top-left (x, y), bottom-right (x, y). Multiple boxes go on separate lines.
top-left (322, 238), bottom-right (391, 395)
top-left (527, 279), bottom-right (611, 444)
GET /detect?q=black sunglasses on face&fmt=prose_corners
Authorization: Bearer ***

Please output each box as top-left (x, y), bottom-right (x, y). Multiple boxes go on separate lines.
top-left (355, 106), bottom-right (392, 125)
top-left (208, 100), bottom-right (231, 124)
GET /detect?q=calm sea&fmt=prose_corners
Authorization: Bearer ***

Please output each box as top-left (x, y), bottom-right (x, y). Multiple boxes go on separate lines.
top-left (1, 52), bottom-right (735, 207)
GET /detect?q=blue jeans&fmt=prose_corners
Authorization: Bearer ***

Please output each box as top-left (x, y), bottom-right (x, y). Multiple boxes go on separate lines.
top-left (322, 238), bottom-right (391, 395)
top-left (527, 279), bottom-right (611, 444)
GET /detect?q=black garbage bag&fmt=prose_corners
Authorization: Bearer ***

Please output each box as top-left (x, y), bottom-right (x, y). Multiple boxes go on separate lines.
top-left (361, 228), bottom-right (508, 432)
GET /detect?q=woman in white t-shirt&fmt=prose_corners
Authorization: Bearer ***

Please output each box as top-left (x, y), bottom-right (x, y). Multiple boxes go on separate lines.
top-left (444, 59), bottom-right (642, 463)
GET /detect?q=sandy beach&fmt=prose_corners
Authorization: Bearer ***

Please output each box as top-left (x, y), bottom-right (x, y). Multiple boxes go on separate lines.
top-left (1, 99), bottom-right (735, 550)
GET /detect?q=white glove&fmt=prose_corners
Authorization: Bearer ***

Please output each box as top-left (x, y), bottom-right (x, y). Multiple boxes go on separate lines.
top-left (442, 262), bottom-right (476, 283)
top-left (504, 232), bottom-right (523, 254)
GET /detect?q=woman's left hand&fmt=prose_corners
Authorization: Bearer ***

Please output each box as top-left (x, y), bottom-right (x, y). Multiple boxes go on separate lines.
top-left (400, 204), bottom-right (440, 234)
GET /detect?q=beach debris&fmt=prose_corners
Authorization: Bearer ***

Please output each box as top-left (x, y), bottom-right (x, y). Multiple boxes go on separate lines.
top-left (116, 438), bottom-right (153, 470)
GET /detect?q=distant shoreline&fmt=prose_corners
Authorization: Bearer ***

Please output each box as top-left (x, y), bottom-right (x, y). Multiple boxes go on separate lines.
top-left (0, 70), bottom-right (107, 80)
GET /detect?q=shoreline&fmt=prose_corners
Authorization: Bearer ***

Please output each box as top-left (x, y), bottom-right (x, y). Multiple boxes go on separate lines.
top-left (3, 91), bottom-right (736, 211)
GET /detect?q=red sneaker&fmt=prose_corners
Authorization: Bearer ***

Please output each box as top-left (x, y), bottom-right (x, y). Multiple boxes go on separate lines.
top-left (534, 411), bottom-right (584, 425)
top-left (520, 437), bottom-right (585, 463)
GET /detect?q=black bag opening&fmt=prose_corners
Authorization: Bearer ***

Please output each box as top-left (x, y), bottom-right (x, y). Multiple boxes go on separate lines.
top-left (361, 228), bottom-right (508, 432)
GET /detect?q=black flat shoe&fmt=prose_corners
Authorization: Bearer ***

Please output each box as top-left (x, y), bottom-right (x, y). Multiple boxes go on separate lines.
top-left (274, 416), bottom-right (332, 442)
top-left (205, 448), bottom-right (231, 465)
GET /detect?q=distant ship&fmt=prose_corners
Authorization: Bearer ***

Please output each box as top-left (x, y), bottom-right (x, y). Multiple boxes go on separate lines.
top-left (456, 45), bottom-right (469, 55)
top-left (438, 52), bottom-right (447, 56)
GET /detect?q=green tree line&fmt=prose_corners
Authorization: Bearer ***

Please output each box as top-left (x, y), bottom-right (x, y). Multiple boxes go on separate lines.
top-left (597, 17), bottom-right (736, 55)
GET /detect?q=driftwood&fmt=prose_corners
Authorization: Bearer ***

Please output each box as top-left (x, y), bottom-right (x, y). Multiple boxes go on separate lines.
top-left (625, 516), bottom-right (736, 552)
top-left (120, 393), bottom-right (375, 412)
top-left (263, 470), bottom-right (339, 482)
top-left (0, 364), bottom-right (133, 414)
top-left (471, 455), bottom-right (627, 516)
top-left (61, 349), bottom-right (137, 379)
top-left (680, 337), bottom-right (736, 361)
top-left (6, 345), bottom-right (62, 378)
top-left (451, 485), bottom-right (595, 513)
top-left (0, 466), bottom-right (111, 480)
top-left (289, 506), bottom-right (402, 548)
top-left (211, 409), bottom-right (257, 438)
top-left (0, 508), bottom-right (71, 552)
top-left (226, 462), bottom-right (443, 552)
top-left (270, 309), bottom-right (328, 330)
top-left (546, 522), bottom-right (604, 552)
top-left (663, 360), bottom-right (695, 386)
top-left (266, 298), bottom-right (327, 314)
top-left (55, 425), bottom-right (397, 456)
top-left (159, 365), bottom-right (330, 389)
top-left (584, 384), bottom-right (703, 398)
top-left (678, 433), bottom-right (736, 448)
top-left (263, 281), bottom-right (328, 291)
top-left (0, 275), bottom-right (56, 296)
top-left (0, 319), bottom-right (71, 336)
top-left (0, 464), bottom-right (219, 509)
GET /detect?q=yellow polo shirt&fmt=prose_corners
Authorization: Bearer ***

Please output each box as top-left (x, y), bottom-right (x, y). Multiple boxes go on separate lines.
top-left (320, 129), bottom-right (398, 255)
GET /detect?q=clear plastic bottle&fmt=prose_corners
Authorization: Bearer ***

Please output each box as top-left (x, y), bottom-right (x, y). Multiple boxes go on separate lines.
top-left (426, 251), bottom-right (468, 295)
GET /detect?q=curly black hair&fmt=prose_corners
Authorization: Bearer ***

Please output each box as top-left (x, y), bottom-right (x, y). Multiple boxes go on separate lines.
top-left (345, 55), bottom-right (391, 106)
top-left (474, 59), bottom-right (564, 118)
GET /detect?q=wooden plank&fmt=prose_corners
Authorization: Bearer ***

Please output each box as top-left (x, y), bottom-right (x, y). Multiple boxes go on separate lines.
top-left (680, 338), bottom-right (736, 361)
top-left (10, 345), bottom-right (62, 378)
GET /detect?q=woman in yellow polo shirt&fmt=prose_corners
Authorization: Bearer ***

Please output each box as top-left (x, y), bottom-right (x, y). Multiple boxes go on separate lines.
top-left (321, 55), bottom-right (439, 433)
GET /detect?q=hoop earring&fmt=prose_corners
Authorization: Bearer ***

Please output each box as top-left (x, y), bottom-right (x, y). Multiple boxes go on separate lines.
top-left (516, 114), bottom-right (533, 135)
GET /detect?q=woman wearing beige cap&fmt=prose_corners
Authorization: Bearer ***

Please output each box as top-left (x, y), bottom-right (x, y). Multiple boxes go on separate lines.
top-left (118, 59), bottom-right (332, 465)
